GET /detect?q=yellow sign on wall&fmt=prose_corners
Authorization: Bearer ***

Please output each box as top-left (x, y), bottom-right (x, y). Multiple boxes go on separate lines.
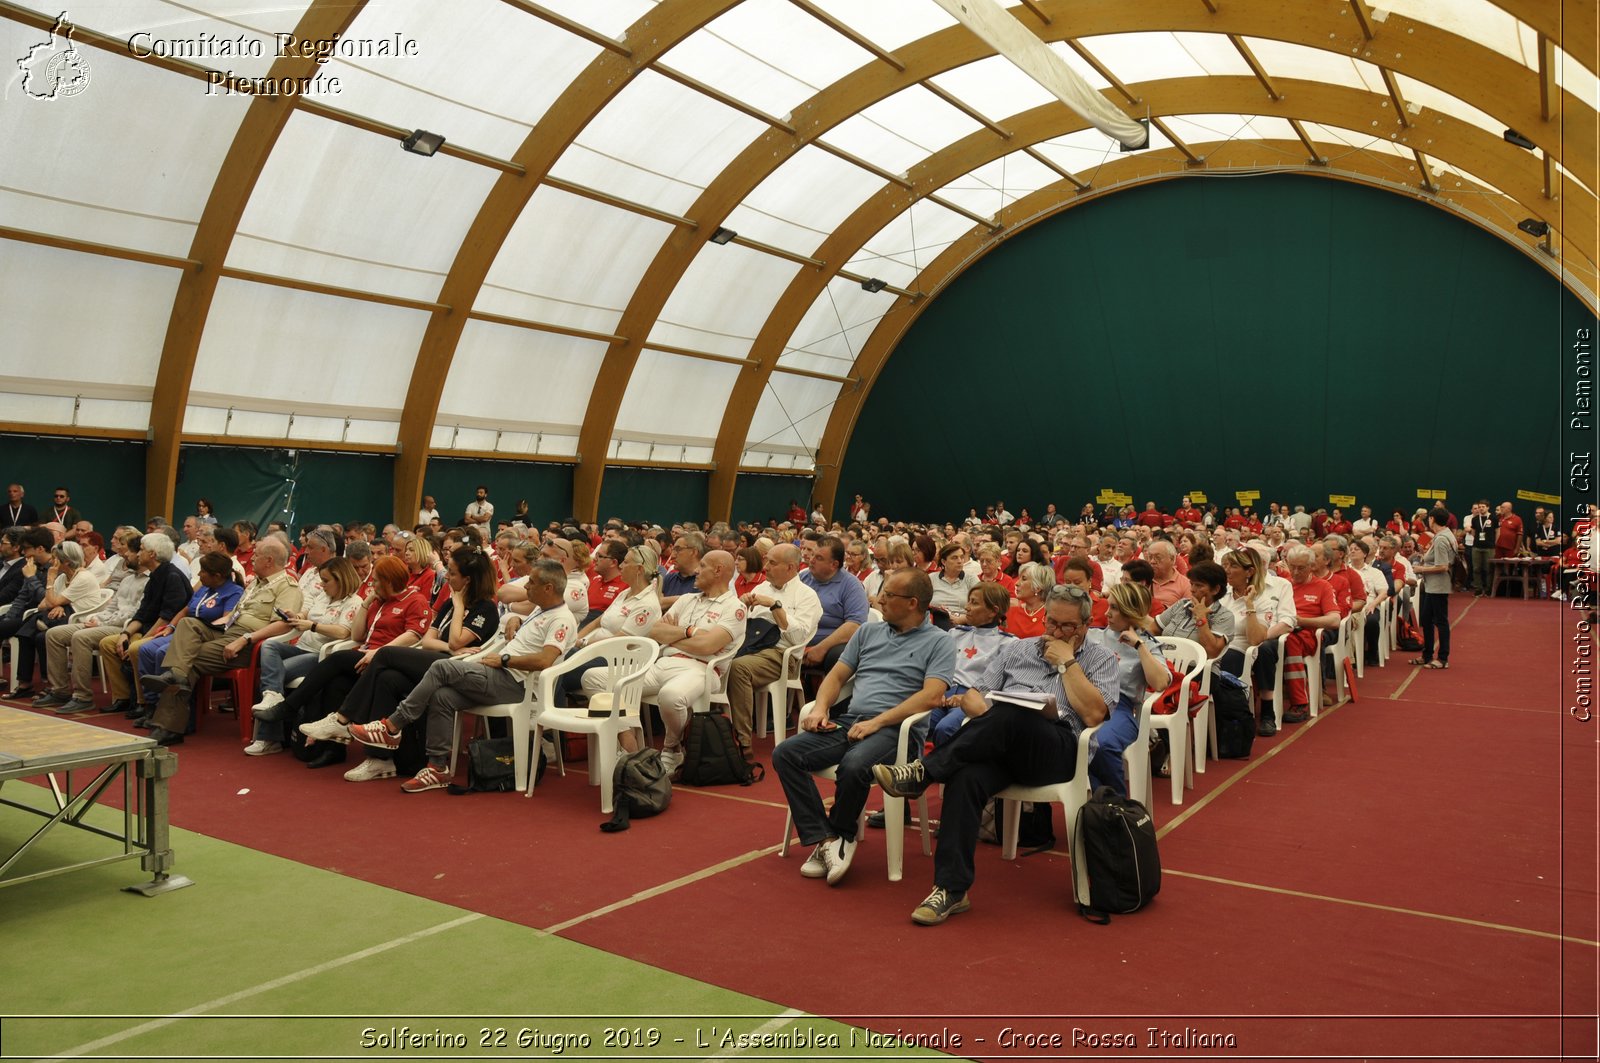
top-left (1236, 490), bottom-right (1260, 502)
top-left (1189, 491), bottom-right (1208, 504)
top-left (1516, 489), bottom-right (1562, 504)
top-left (1416, 489), bottom-right (1448, 500)
top-left (1329, 494), bottom-right (1356, 507)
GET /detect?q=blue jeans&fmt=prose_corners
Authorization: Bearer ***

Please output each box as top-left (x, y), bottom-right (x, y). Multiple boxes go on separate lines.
top-left (773, 714), bottom-right (899, 846)
top-left (258, 639), bottom-right (317, 695)
top-left (136, 635), bottom-right (174, 706)
top-left (1087, 702), bottom-right (1139, 795)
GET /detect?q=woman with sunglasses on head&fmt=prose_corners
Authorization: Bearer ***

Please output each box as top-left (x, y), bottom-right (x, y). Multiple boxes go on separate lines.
top-left (1221, 546), bottom-right (1296, 736)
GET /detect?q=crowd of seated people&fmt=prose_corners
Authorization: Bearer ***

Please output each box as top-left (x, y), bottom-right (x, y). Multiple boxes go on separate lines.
top-left (2, 484), bottom-right (1595, 911)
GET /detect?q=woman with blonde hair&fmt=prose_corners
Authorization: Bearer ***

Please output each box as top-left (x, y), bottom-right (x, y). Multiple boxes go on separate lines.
top-left (1003, 561), bottom-right (1055, 638)
top-left (400, 533), bottom-right (438, 597)
top-left (1085, 581), bottom-right (1168, 794)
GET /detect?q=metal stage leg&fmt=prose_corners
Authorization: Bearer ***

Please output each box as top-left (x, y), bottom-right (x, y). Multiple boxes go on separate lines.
top-left (122, 750), bottom-right (192, 897)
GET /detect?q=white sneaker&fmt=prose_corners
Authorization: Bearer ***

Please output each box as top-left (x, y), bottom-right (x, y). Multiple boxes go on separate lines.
top-left (660, 748), bottom-right (684, 776)
top-left (298, 712), bottom-right (350, 743)
top-left (243, 740), bottom-right (283, 757)
top-left (800, 842), bottom-right (829, 879)
top-left (822, 835), bottom-right (856, 886)
top-left (250, 690), bottom-right (284, 714)
top-left (1552, 590), bottom-right (1566, 600)
top-left (344, 756), bottom-right (397, 782)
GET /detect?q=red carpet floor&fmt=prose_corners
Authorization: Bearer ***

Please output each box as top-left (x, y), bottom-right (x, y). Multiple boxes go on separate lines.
top-left (5, 592), bottom-right (1595, 1060)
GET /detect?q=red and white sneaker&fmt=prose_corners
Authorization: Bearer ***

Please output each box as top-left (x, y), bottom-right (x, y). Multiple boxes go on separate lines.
top-left (348, 719), bottom-right (401, 750)
top-left (400, 764), bottom-right (450, 793)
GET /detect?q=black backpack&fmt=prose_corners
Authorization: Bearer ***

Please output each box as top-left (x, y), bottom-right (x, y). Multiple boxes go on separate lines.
top-left (1210, 671), bottom-right (1255, 760)
top-left (1072, 786), bottom-right (1161, 923)
top-left (678, 711), bottom-right (765, 787)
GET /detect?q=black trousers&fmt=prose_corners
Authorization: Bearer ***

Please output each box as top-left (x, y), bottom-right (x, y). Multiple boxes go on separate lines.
top-left (282, 648), bottom-right (364, 721)
top-left (340, 646), bottom-right (447, 725)
top-left (922, 703), bottom-right (1080, 893)
top-left (1420, 589), bottom-right (1451, 663)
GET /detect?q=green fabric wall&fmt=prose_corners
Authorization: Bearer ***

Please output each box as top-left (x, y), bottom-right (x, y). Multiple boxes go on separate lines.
top-left (423, 458), bottom-right (575, 529)
top-left (838, 175), bottom-right (1596, 524)
top-left (176, 447), bottom-right (393, 531)
top-left (731, 473), bottom-right (815, 528)
top-left (597, 468), bottom-right (709, 527)
top-left (0, 435), bottom-right (145, 529)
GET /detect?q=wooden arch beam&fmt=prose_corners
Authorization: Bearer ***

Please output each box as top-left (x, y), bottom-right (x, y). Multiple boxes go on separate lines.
top-left (704, 75), bottom-right (1599, 519)
top-left (571, 0), bottom-right (1596, 520)
top-left (1489, 0), bottom-right (1596, 74)
top-left (142, 0), bottom-right (367, 520)
top-left (390, 0), bottom-right (739, 526)
top-left (808, 143), bottom-right (1595, 514)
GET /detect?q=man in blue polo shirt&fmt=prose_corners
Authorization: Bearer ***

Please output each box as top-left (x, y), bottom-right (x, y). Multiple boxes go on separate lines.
top-left (800, 536), bottom-right (870, 679)
top-left (775, 568), bottom-right (954, 886)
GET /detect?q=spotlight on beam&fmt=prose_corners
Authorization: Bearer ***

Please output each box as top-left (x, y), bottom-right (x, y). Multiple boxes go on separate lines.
top-left (709, 227), bottom-right (737, 245)
top-left (1517, 218), bottom-right (1550, 237)
top-left (861, 278), bottom-right (888, 293)
top-left (1502, 129), bottom-right (1536, 150)
top-left (402, 129), bottom-right (446, 156)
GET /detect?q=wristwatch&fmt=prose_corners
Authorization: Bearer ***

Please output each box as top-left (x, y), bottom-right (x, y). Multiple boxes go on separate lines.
top-left (500, 653), bottom-right (512, 667)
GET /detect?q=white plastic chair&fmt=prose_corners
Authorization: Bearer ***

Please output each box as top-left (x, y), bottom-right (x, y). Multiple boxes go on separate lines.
top-left (754, 642), bottom-right (806, 745)
top-left (1241, 631), bottom-right (1290, 732)
top-left (527, 636), bottom-right (659, 811)
top-left (444, 634), bottom-right (566, 796)
top-left (1150, 636), bottom-right (1206, 805)
top-left (1122, 691), bottom-right (1160, 816)
top-left (776, 700), bottom-right (929, 882)
top-left (995, 721), bottom-right (1105, 871)
top-left (1326, 616), bottom-right (1354, 705)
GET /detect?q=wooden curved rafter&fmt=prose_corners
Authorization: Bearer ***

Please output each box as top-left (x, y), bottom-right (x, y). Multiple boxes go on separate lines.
top-left (141, 0), bottom-right (368, 519)
top-left (569, 0), bottom-right (1595, 520)
top-left (806, 140), bottom-right (1594, 515)
top-left (702, 73), bottom-right (1598, 517)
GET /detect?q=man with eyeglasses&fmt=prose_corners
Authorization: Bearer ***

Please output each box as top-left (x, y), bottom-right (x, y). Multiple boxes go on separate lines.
top-left (774, 568), bottom-right (954, 888)
top-left (874, 582), bottom-right (1117, 925)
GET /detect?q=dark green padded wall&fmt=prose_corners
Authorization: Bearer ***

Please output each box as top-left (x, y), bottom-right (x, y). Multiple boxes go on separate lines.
top-left (177, 447), bottom-right (393, 531)
top-left (423, 458), bottom-right (574, 528)
top-left (0, 435), bottom-right (145, 529)
top-left (839, 175), bottom-right (1596, 524)
top-left (598, 468), bottom-right (709, 527)
top-left (731, 473), bottom-right (814, 527)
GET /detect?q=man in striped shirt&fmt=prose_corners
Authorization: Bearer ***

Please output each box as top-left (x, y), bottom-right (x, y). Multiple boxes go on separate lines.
top-left (874, 583), bottom-right (1118, 926)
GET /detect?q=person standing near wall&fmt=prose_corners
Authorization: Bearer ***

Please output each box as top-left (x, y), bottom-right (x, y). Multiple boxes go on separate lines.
top-left (1465, 500), bottom-right (1495, 596)
top-left (1412, 508), bottom-right (1459, 669)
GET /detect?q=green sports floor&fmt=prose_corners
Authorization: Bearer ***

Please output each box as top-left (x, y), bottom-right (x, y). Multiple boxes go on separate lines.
top-left (0, 784), bottom-right (893, 1062)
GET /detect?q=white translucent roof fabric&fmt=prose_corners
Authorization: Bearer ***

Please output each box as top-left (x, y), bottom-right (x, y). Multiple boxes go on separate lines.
top-left (1, 0), bottom-right (1594, 470)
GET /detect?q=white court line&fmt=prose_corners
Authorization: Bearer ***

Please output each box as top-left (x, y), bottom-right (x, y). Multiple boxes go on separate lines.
top-left (545, 845), bottom-right (779, 935)
top-left (41, 913), bottom-right (484, 1060)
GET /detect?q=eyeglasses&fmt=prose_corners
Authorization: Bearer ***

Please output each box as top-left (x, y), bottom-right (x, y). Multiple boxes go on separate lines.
top-left (1043, 616), bottom-right (1083, 633)
top-left (880, 591), bottom-right (917, 602)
